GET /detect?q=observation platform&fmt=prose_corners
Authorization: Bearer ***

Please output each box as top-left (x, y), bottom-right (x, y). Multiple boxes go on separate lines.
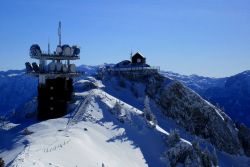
top-left (107, 66), bottom-right (160, 72)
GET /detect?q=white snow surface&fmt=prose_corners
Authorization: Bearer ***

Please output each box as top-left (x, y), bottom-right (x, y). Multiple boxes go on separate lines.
top-left (1, 86), bottom-right (167, 167)
top-left (11, 119), bottom-right (146, 167)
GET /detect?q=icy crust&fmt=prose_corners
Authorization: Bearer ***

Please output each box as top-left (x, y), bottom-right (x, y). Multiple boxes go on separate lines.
top-left (146, 76), bottom-right (242, 155)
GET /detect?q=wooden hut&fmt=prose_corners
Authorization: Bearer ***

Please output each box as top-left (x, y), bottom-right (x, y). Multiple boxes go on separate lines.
top-left (131, 52), bottom-right (146, 64)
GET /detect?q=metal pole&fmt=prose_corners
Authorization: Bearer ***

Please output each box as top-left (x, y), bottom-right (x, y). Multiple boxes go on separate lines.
top-left (58, 21), bottom-right (61, 46)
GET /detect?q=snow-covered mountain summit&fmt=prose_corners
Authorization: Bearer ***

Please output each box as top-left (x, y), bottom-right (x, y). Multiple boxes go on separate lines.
top-left (1, 66), bottom-right (250, 166)
top-left (0, 76), bottom-right (216, 167)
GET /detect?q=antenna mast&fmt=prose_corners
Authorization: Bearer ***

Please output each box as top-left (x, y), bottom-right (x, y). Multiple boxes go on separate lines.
top-left (130, 49), bottom-right (133, 60)
top-left (48, 37), bottom-right (50, 54)
top-left (58, 21), bottom-right (62, 46)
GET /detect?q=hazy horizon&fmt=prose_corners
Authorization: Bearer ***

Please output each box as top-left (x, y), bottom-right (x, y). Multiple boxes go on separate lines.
top-left (0, 0), bottom-right (249, 77)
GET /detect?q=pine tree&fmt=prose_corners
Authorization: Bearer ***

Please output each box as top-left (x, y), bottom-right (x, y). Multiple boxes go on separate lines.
top-left (143, 96), bottom-right (151, 120)
top-left (202, 147), bottom-right (212, 167)
top-left (143, 96), bottom-right (157, 127)
top-left (123, 109), bottom-right (131, 122)
top-left (111, 101), bottom-right (122, 116)
top-left (168, 129), bottom-right (180, 146)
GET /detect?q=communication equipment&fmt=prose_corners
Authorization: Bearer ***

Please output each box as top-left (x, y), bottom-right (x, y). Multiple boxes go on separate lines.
top-left (25, 62), bottom-right (33, 72)
top-left (25, 22), bottom-right (82, 120)
top-left (62, 45), bottom-right (71, 56)
top-left (30, 44), bottom-right (42, 57)
top-left (56, 62), bottom-right (63, 72)
top-left (48, 62), bottom-right (56, 72)
top-left (62, 64), bottom-right (68, 72)
top-left (69, 64), bottom-right (76, 73)
top-left (56, 45), bottom-right (63, 55)
top-left (32, 62), bottom-right (40, 72)
top-left (72, 46), bottom-right (80, 56)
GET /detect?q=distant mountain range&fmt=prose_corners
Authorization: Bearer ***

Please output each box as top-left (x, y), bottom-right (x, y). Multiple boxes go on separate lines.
top-left (0, 70), bottom-right (36, 117)
top-left (161, 70), bottom-right (250, 127)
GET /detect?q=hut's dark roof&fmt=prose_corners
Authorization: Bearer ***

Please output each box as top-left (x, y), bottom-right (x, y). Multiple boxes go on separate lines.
top-left (132, 52), bottom-right (145, 58)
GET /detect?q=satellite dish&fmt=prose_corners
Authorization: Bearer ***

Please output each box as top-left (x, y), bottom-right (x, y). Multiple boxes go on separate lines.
top-left (32, 62), bottom-right (40, 72)
top-left (62, 45), bottom-right (71, 56)
top-left (30, 44), bottom-right (42, 57)
top-left (69, 64), bottom-right (76, 73)
top-left (56, 62), bottom-right (63, 72)
top-left (56, 46), bottom-right (62, 55)
top-left (72, 46), bottom-right (80, 56)
top-left (62, 64), bottom-right (68, 72)
top-left (48, 62), bottom-right (56, 72)
top-left (25, 62), bottom-right (33, 72)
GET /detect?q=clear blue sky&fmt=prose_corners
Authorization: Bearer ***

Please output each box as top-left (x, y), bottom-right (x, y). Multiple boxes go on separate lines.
top-left (0, 0), bottom-right (249, 77)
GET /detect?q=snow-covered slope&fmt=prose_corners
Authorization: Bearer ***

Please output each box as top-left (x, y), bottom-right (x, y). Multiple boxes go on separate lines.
top-left (1, 67), bottom-right (250, 167)
top-left (100, 75), bottom-right (250, 166)
top-left (0, 79), bottom-right (181, 167)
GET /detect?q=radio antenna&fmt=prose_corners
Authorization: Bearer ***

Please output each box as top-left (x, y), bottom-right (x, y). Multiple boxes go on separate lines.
top-left (58, 21), bottom-right (62, 46)
top-left (48, 37), bottom-right (50, 54)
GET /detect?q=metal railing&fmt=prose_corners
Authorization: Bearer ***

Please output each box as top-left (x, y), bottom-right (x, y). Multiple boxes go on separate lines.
top-left (30, 51), bottom-right (80, 60)
top-left (107, 66), bottom-right (160, 72)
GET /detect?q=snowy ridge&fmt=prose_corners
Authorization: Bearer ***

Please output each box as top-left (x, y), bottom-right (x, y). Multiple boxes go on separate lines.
top-left (8, 88), bottom-right (167, 166)
top-left (1, 77), bottom-right (217, 167)
top-left (1, 67), bottom-right (250, 166)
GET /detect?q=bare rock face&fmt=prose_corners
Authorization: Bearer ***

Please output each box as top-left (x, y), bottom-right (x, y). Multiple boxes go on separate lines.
top-left (147, 75), bottom-right (242, 155)
top-left (236, 123), bottom-right (250, 156)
